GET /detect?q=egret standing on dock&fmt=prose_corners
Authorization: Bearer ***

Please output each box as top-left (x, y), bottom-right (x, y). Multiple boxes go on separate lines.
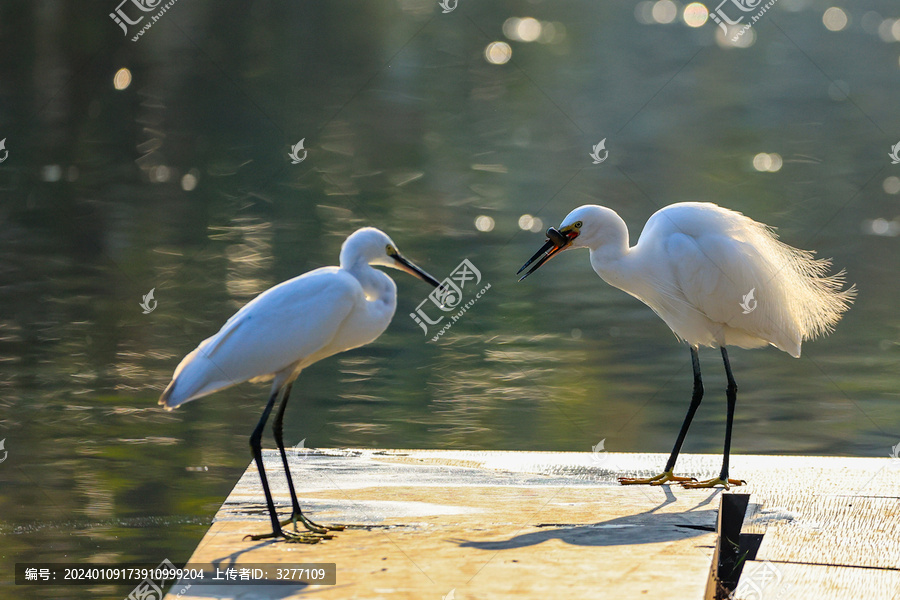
top-left (518, 203), bottom-right (854, 488)
top-left (160, 227), bottom-right (441, 541)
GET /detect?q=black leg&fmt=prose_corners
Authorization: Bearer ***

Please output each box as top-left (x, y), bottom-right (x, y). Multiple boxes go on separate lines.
top-left (249, 386), bottom-right (284, 538)
top-left (246, 385), bottom-right (326, 543)
top-left (719, 346), bottom-right (737, 481)
top-left (271, 383), bottom-right (338, 534)
top-left (664, 346), bottom-right (704, 472)
top-left (272, 382), bottom-right (343, 535)
top-left (619, 346), bottom-right (702, 485)
top-left (272, 383), bottom-right (304, 516)
top-left (681, 347), bottom-right (745, 488)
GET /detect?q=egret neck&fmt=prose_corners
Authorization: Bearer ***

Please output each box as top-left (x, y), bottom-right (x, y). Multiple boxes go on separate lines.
top-left (580, 207), bottom-right (632, 291)
top-left (340, 242), bottom-right (397, 310)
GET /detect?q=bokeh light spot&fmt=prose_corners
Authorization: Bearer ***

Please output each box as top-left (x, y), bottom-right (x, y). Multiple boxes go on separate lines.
top-left (823, 7), bottom-right (848, 32)
top-left (753, 153), bottom-right (782, 172)
top-left (181, 171), bottom-right (199, 191)
top-left (113, 68), bottom-right (132, 90)
top-left (683, 3), bottom-right (709, 27)
top-left (517, 17), bottom-right (542, 42)
top-left (716, 24), bottom-right (756, 48)
top-left (652, 0), bottom-right (677, 24)
top-left (484, 41), bottom-right (512, 65)
top-left (518, 214), bottom-right (535, 230)
top-left (149, 165), bottom-right (171, 183)
top-left (475, 215), bottom-right (495, 232)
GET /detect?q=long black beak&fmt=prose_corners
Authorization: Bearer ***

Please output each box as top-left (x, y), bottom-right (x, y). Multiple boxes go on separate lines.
top-left (517, 227), bottom-right (570, 281)
top-left (391, 253), bottom-right (441, 287)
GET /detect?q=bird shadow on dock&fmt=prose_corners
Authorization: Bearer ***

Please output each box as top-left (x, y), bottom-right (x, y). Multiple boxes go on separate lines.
top-left (453, 487), bottom-right (721, 550)
top-left (165, 583), bottom-right (309, 600)
top-left (172, 540), bottom-right (312, 599)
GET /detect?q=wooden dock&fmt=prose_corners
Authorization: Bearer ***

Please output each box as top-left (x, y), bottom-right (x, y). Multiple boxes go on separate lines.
top-left (165, 450), bottom-right (900, 599)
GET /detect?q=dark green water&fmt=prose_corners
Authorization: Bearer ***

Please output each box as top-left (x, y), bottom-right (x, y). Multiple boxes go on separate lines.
top-left (1, 0), bottom-right (899, 597)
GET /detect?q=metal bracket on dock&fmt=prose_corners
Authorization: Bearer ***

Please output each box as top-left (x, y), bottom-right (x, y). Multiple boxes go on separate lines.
top-left (705, 493), bottom-right (760, 600)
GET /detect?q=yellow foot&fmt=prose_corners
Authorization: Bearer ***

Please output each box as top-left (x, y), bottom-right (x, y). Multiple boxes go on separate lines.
top-left (618, 470), bottom-right (697, 486)
top-left (282, 529), bottom-right (332, 543)
top-left (681, 477), bottom-right (746, 489)
top-left (280, 514), bottom-right (345, 534)
top-left (243, 528), bottom-right (331, 544)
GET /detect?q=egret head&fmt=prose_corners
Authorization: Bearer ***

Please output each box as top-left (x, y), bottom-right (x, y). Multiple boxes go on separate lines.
top-left (341, 227), bottom-right (441, 287)
top-left (517, 205), bottom-right (618, 280)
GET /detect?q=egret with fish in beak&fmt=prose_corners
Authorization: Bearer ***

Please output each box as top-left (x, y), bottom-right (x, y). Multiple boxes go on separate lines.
top-left (518, 203), bottom-right (854, 488)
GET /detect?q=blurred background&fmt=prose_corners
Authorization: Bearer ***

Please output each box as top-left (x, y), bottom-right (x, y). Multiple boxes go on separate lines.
top-left (1, 0), bottom-right (899, 597)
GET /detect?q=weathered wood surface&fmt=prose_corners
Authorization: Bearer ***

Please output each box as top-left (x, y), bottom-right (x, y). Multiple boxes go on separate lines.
top-left (734, 561), bottom-right (900, 600)
top-left (734, 460), bottom-right (900, 600)
top-left (164, 451), bottom-right (899, 600)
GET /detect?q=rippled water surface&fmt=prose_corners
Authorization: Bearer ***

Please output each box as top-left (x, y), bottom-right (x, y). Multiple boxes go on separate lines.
top-left (2, 1), bottom-right (899, 597)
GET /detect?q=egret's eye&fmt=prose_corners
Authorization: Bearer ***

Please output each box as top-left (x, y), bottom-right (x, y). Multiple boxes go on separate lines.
top-left (386, 244), bottom-right (396, 255)
top-left (574, 221), bottom-right (583, 229)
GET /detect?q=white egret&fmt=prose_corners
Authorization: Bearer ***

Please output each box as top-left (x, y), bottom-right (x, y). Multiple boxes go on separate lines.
top-left (160, 227), bottom-right (440, 541)
top-left (518, 203), bottom-right (855, 488)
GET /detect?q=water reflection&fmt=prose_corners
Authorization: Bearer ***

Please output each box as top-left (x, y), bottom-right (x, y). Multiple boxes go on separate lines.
top-left (1, 1), bottom-right (899, 597)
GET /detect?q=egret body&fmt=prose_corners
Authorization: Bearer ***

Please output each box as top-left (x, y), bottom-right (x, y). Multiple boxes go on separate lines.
top-left (518, 203), bottom-right (854, 487)
top-left (160, 227), bottom-right (440, 540)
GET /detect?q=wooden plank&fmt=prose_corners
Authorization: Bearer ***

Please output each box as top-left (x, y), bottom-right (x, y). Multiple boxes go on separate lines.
top-left (163, 451), bottom-right (899, 600)
top-left (167, 450), bottom-right (720, 600)
top-left (730, 460), bottom-right (899, 599)
top-left (748, 496), bottom-right (900, 569)
top-left (733, 561), bottom-right (900, 600)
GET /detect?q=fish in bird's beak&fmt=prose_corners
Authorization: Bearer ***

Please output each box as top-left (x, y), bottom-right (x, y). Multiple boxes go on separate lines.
top-left (517, 226), bottom-right (578, 281)
top-left (390, 252), bottom-right (442, 287)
